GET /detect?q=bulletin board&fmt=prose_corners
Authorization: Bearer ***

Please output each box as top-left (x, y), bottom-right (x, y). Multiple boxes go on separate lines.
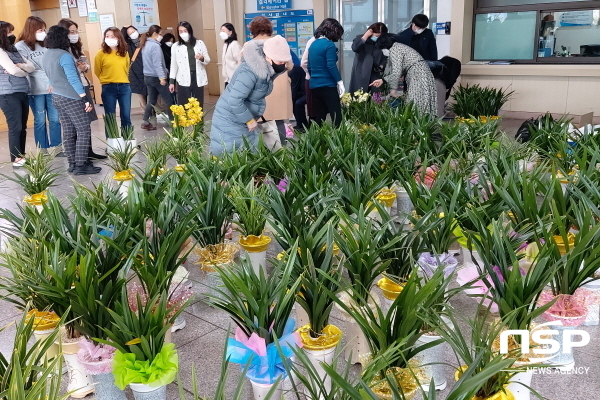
top-left (244, 9), bottom-right (315, 57)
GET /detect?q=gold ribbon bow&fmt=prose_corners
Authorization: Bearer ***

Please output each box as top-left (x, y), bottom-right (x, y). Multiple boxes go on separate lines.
top-left (24, 191), bottom-right (48, 206)
top-left (113, 169), bottom-right (134, 181)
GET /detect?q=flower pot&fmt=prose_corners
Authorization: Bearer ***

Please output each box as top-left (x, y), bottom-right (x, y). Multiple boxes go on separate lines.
top-left (294, 303), bottom-right (310, 328)
top-left (126, 139), bottom-right (138, 152)
top-left (335, 291), bottom-right (378, 364)
top-left (470, 390), bottom-right (515, 400)
top-left (239, 235), bottom-right (272, 276)
top-left (553, 233), bottom-right (575, 256)
top-left (196, 243), bottom-right (239, 301)
top-left (129, 383), bottom-right (167, 400)
top-left (582, 278), bottom-right (600, 326)
top-left (394, 185), bottom-right (413, 217)
top-left (299, 324), bottom-right (342, 399)
top-left (118, 178), bottom-right (132, 197)
top-left (417, 321), bottom-right (450, 391)
top-left (107, 138), bottom-right (125, 154)
top-left (372, 367), bottom-right (419, 400)
top-left (548, 324), bottom-right (576, 371)
top-left (250, 379), bottom-right (283, 400)
top-left (24, 191), bottom-right (48, 213)
top-left (377, 277), bottom-right (403, 314)
top-left (26, 309), bottom-right (60, 361)
top-left (461, 246), bottom-right (483, 266)
top-left (60, 339), bottom-right (95, 398)
top-left (93, 372), bottom-right (127, 400)
top-left (506, 368), bottom-right (533, 400)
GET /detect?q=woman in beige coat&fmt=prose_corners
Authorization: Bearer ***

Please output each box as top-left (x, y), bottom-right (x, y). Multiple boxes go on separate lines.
top-left (243, 17), bottom-right (293, 146)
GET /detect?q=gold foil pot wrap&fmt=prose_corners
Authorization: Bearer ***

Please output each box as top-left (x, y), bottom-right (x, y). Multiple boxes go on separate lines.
top-left (113, 169), bottom-right (134, 182)
top-left (239, 235), bottom-right (271, 253)
top-left (174, 164), bottom-right (186, 173)
top-left (24, 191), bottom-right (48, 206)
top-left (371, 367), bottom-right (420, 400)
top-left (25, 309), bottom-right (60, 331)
top-left (194, 243), bottom-right (239, 272)
top-left (553, 233), bottom-right (575, 256)
top-left (375, 189), bottom-right (397, 208)
top-left (471, 390), bottom-right (515, 400)
top-left (299, 324), bottom-right (342, 351)
top-left (491, 322), bottom-right (552, 364)
top-left (377, 277), bottom-right (404, 300)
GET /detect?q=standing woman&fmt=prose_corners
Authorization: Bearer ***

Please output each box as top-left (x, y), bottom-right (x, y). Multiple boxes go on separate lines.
top-left (16, 17), bottom-right (63, 154)
top-left (349, 22), bottom-right (389, 94)
top-left (57, 18), bottom-right (105, 160)
top-left (122, 26), bottom-right (147, 109)
top-left (43, 25), bottom-right (101, 176)
top-left (94, 27), bottom-right (131, 132)
top-left (169, 21), bottom-right (210, 106)
top-left (220, 23), bottom-right (241, 88)
top-left (0, 21), bottom-right (34, 167)
top-left (140, 25), bottom-right (173, 130)
top-left (307, 18), bottom-right (345, 127)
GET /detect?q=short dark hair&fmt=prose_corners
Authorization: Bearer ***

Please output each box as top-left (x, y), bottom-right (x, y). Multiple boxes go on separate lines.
top-left (161, 33), bottom-right (175, 44)
top-left (412, 14), bottom-right (429, 29)
top-left (221, 23), bottom-right (238, 44)
top-left (0, 21), bottom-right (15, 52)
top-left (249, 16), bottom-right (273, 37)
top-left (368, 22), bottom-right (388, 35)
top-left (177, 21), bottom-right (196, 46)
top-left (315, 18), bottom-right (343, 42)
top-left (45, 25), bottom-right (70, 51)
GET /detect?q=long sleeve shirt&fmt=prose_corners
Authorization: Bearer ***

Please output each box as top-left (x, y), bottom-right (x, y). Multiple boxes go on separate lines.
top-left (307, 37), bottom-right (342, 89)
top-left (94, 49), bottom-right (130, 84)
top-left (142, 39), bottom-right (168, 79)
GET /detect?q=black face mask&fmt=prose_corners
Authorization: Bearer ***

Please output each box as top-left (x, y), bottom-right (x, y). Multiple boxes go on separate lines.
top-left (8, 35), bottom-right (15, 45)
top-left (271, 61), bottom-right (286, 74)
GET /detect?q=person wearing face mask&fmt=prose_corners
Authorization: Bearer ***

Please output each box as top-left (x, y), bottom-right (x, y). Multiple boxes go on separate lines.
top-left (160, 33), bottom-right (176, 105)
top-left (307, 18), bottom-right (345, 127)
top-left (349, 22), bottom-right (391, 94)
top-left (0, 21), bottom-right (35, 167)
top-left (140, 25), bottom-right (173, 130)
top-left (220, 23), bottom-right (242, 89)
top-left (15, 16), bottom-right (64, 155)
top-left (121, 26), bottom-right (147, 110)
top-left (396, 14), bottom-right (438, 62)
top-left (210, 35), bottom-right (291, 156)
top-left (169, 21), bottom-right (210, 107)
top-left (94, 27), bottom-right (132, 135)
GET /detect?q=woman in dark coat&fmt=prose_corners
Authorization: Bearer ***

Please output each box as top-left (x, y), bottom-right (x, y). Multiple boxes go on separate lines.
top-left (121, 26), bottom-right (147, 108)
top-left (349, 22), bottom-right (390, 94)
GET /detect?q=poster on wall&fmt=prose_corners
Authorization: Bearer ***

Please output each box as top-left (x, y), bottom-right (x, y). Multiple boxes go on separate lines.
top-left (60, 0), bottom-right (70, 17)
top-left (77, 0), bottom-right (88, 17)
top-left (68, 0), bottom-right (77, 7)
top-left (558, 10), bottom-right (594, 27)
top-left (99, 14), bottom-right (115, 34)
top-left (244, 9), bottom-right (314, 57)
top-left (130, 1), bottom-right (158, 32)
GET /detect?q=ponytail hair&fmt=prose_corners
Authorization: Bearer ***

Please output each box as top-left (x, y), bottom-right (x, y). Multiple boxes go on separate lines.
top-left (140, 24), bottom-right (161, 48)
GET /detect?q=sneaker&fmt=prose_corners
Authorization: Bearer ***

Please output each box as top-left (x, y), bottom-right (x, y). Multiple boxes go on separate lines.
top-left (171, 315), bottom-right (186, 332)
top-left (88, 151), bottom-right (107, 160)
top-left (74, 162), bottom-right (102, 175)
top-left (68, 163), bottom-right (75, 173)
top-left (12, 158), bottom-right (25, 167)
top-left (141, 122), bottom-right (157, 131)
top-left (56, 151), bottom-right (67, 157)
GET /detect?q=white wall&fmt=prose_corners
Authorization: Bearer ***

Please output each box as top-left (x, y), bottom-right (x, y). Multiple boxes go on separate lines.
top-left (436, 0), bottom-right (451, 58)
top-left (554, 25), bottom-right (600, 55)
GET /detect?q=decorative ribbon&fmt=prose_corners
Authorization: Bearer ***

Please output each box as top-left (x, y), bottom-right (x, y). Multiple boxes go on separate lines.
top-left (298, 324), bottom-right (342, 351)
top-left (25, 309), bottom-right (59, 331)
top-left (174, 164), bottom-right (186, 173)
top-left (113, 169), bottom-right (134, 181)
top-left (226, 318), bottom-right (302, 384)
top-left (194, 243), bottom-right (239, 272)
top-left (552, 233), bottom-right (575, 255)
top-left (239, 235), bottom-right (272, 253)
top-left (375, 188), bottom-right (397, 208)
top-left (370, 366), bottom-right (421, 400)
top-left (377, 277), bottom-right (404, 300)
top-left (417, 252), bottom-right (459, 278)
top-left (538, 289), bottom-right (596, 326)
top-left (24, 191), bottom-right (48, 206)
top-left (77, 337), bottom-right (116, 375)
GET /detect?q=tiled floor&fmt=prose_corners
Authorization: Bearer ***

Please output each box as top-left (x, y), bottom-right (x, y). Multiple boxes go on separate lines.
top-left (0, 106), bottom-right (597, 400)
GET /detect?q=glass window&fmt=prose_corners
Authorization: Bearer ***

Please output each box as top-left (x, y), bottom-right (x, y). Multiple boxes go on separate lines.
top-left (479, 0), bottom-right (590, 7)
top-left (473, 11), bottom-right (537, 60)
top-left (538, 10), bottom-right (600, 58)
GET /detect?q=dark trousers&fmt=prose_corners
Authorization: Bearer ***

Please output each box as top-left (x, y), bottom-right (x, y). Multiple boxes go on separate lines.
top-left (305, 80), bottom-right (314, 119)
top-left (101, 83), bottom-right (132, 137)
top-left (293, 95), bottom-right (308, 129)
top-left (275, 120), bottom-right (286, 146)
top-left (0, 92), bottom-right (28, 161)
top-left (310, 86), bottom-right (342, 127)
top-left (143, 76), bottom-right (174, 122)
top-left (177, 71), bottom-right (205, 107)
top-left (52, 95), bottom-right (91, 167)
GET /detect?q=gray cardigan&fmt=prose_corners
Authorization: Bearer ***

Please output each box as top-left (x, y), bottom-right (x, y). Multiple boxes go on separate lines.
top-left (142, 39), bottom-right (168, 79)
top-left (15, 41), bottom-right (50, 95)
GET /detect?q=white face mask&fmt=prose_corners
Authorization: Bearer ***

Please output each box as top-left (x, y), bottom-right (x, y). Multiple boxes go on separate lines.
top-left (166, 41), bottom-right (173, 47)
top-left (35, 32), bottom-right (47, 42)
top-left (129, 31), bottom-right (139, 40)
top-left (179, 32), bottom-right (190, 42)
top-left (219, 31), bottom-right (229, 41)
top-left (105, 38), bottom-right (119, 47)
top-left (156, 35), bottom-right (163, 42)
top-left (68, 34), bottom-right (79, 43)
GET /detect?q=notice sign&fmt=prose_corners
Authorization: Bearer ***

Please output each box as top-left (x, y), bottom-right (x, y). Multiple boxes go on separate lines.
top-left (559, 10), bottom-right (593, 27)
top-left (257, 0), bottom-right (291, 11)
top-left (244, 10), bottom-right (314, 57)
top-left (130, 0), bottom-right (158, 32)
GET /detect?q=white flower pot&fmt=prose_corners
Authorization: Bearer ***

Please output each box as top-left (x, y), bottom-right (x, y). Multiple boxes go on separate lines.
top-left (417, 332), bottom-right (448, 391)
top-left (548, 324), bottom-right (576, 371)
top-left (171, 315), bottom-right (187, 332)
top-left (506, 368), bottom-right (533, 400)
top-left (335, 292), bottom-right (378, 364)
top-left (107, 138), bottom-right (125, 154)
top-left (118, 179), bottom-right (132, 197)
top-left (248, 250), bottom-right (268, 276)
top-left (461, 246), bottom-right (483, 266)
top-left (130, 383), bottom-right (167, 400)
top-left (63, 351), bottom-right (95, 398)
top-left (94, 372), bottom-right (127, 400)
top-left (126, 139), bottom-right (138, 152)
top-left (250, 379), bottom-right (283, 400)
top-left (33, 328), bottom-right (59, 361)
top-left (35, 204), bottom-right (44, 213)
top-left (394, 185), bottom-right (413, 216)
top-left (294, 303), bottom-right (309, 328)
top-left (582, 278), bottom-right (600, 326)
top-left (303, 346), bottom-right (336, 399)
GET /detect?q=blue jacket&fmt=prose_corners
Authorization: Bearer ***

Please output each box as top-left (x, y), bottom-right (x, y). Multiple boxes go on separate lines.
top-left (307, 38), bottom-right (342, 89)
top-left (142, 38), bottom-right (168, 79)
top-left (210, 40), bottom-right (277, 156)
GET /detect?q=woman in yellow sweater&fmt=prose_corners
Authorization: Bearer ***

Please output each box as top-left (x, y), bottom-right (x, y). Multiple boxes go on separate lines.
top-left (94, 27), bottom-right (131, 134)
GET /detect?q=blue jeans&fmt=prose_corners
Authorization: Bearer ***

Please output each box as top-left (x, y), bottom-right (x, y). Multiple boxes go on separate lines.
top-left (101, 83), bottom-right (132, 136)
top-left (29, 94), bottom-right (62, 149)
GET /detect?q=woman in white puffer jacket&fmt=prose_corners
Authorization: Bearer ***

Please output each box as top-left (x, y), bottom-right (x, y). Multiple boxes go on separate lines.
top-left (169, 21), bottom-right (210, 106)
